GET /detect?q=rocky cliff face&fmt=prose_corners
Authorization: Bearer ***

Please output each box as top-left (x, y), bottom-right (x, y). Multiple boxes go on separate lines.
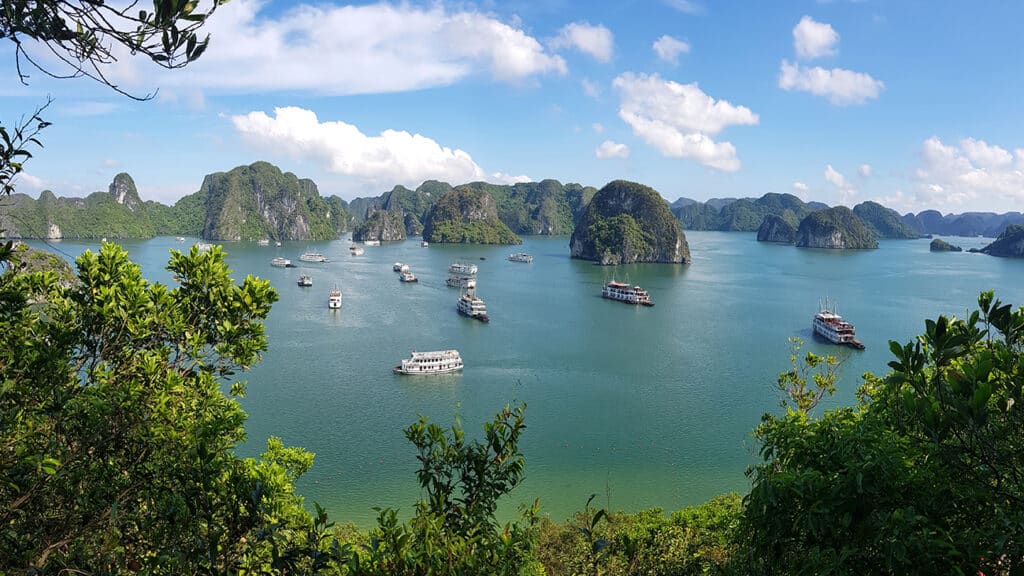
top-left (795, 206), bottom-right (878, 249)
top-left (930, 238), bottom-right (963, 252)
top-left (109, 173), bottom-right (142, 211)
top-left (757, 214), bottom-right (796, 244)
top-left (352, 209), bottom-right (407, 242)
top-left (422, 187), bottom-right (521, 244)
top-left (981, 224), bottom-right (1024, 258)
top-left (570, 180), bottom-right (689, 264)
top-left (193, 162), bottom-right (347, 241)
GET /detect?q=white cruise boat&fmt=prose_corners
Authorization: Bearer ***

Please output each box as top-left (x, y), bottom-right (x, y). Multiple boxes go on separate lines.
top-left (421, 241), bottom-right (429, 247)
top-left (813, 300), bottom-right (864, 350)
top-left (457, 290), bottom-right (489, 323)
top-left (328, 286), bottom-right (342, 309)
top-left (297, 275), bottom-right (313, 287)
top-left (257, 239), bottom-right (270, 246)
top-left (602, 281), bottom-right (654, 306)
top-left (446, 275), bottom-right (476, 289)
top-left (393, 349), bottom-right (463, 375)
top-left (299, 252), bottom-right (328, 263)
top-left (194, 242), bottom-right (214, 252)
top-left (393, 262), bottom-right (409, 272)
top-left (449, 262), bottom-right (478, 275)
top-left (271, 257), bottom-right (291, 268)
top-left (508, 252), bottom-right (533, 263)
top-left (363, 239), bottom-right (381, 246)
top-left (399, 270), bottom-right (418, 283)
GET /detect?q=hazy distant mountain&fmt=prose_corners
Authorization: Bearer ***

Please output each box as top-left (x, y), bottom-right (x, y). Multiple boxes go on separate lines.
top-left (852, 201), bottom-right (923, 239)
top-left (675, 193), bottom-right (822, 232)
top-left (901, 210), bottom-right (1024, 238)
top-left (670, 197), bottom-right (699, 209)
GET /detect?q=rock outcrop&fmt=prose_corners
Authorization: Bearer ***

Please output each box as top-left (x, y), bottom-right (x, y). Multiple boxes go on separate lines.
top-left (422, 187), bottom-right (521, 244)
top-left (930, 238), bottom-right (963, 252)
top-left (675, 192), bottom-right (821, 232)
top-left (570, 180), bottom-right (689, 265)
top-left (980, 224), bottom-right (1024, 258)
top-left (757, 214), bottom-right (796, 244)
top-left (193, 161), bottom-right (348, 241)
top-left (109, 173), bottom-right (142, 211)
top-left (795, 206), bottom-right (878, 249)
top-left (853, 201), bottom-right (921, 239)
top-left (352, 209), bottom-right (407, 242)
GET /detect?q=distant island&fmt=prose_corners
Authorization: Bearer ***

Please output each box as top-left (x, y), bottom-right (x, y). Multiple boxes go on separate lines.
top-left (421, 186), bottom-right (521, 245)
top-left (930, 238), bottom-right (963, 252)
top-left (570, 180), bottom-right (690, 265)
top-left (978, 224), bottom-right (1024, 258)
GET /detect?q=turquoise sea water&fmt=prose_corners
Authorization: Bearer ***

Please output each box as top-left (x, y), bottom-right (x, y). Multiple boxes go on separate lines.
top-left (28, 232), bottom-right (1024, 526)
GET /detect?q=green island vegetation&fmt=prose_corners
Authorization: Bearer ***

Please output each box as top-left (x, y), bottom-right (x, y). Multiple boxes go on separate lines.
top-left (3, 242), bottom-right (1023, 574)
top-left (795, 206), bottom-right (879, 249)
top-left (351, 209), bottom-right (407, 242)
top-left (570, 180), bottom-right (690, 264)
top-left (421, 186), bottom-right (522, 245)
top-left (755, 214), bottom-right (797, 244)
top-left (852, 200), bottom-right (923, 239)
top-left (675, 193), bottom-right (819, 232)
top-left (980, 224), bottom-right (1024, 258)
top-left (930, 238), bottom-right (963, 252)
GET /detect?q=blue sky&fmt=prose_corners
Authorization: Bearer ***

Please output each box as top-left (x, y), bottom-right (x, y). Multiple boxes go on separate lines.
top-left (2, 0), bottom-right (1023, 213)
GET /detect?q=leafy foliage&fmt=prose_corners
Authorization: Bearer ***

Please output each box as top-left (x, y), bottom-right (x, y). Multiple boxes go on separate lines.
top-left (0, 243), bottom-right (353, 573)
top-left (742, 291), bottom-right (1024, 574)
top-left (571, 180), bottom-right (689, 264)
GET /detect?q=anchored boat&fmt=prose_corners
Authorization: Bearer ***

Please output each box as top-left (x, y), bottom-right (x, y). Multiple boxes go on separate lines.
top-left (812, 299), bottom-right (864, 350)
top-left (393, 349), bottom-right (463, 375)
top-left (602, 281), bottom-right (654, 306)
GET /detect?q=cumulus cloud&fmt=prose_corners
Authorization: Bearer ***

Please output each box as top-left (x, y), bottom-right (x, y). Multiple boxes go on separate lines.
top-left (914, 136), bottom-right (1024, 208)
top-left (231, 107), bottom-right (530, 189)
top-left (612, 72), bottom-right (758, 171)
top-left (550, 22), bottom-right (613, 63)
top-left (824, 164), bottom-right (857, 204)
top-left (652, 35), bottom-right (690, 64)
top-left (17, 173), bottom-right (46, 194)
top-left (859, 163), bottom-right (872, 177)
top-left (595, 140), bottom-right (630, 159)
top-left (793, 16), bottom-right (838, 59)
top-left (581, 78), bottom-right (601, 98)
top-left (778, 60), bottom-right (883, 105)
top-left (592, 123), bottom-right (604, 133)
top-left (663, 0), bottom-right (703, 14)
top-left (792, 181), bottom-right (809, 192)
top-left (107, 0), bottom-right (566, 95)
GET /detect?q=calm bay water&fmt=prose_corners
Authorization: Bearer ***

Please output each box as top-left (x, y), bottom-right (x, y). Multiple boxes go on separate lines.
top-left (29, 232), bottom-right (1024, 526)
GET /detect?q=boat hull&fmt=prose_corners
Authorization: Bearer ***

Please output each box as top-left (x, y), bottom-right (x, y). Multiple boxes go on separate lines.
top-left (393, 365), bottom-right (463, 375)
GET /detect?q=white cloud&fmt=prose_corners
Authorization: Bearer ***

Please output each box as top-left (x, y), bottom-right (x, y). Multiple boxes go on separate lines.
top-left (792, 16), bottom-right (838, 60)
top-left (595, 140), bottom-right (630, 159)
top-left (581, 78), bottom-right (601, 98)
top-left (824, 164), bottom-right (857, 204)
top-left (913, 136), bottom-right (1024, 208)
top-left (663, 0), bottom-right (703, 14)
top-left (858, 163), bottom-right (872, 177)
top-left (108, 1), bottom-right (566, 95)
top-left (612, 72), bottom-right (758, 171)
top-left (592, 123), bottom-right (604, 134)
top-left (652, 35), bottom-right (690, 64)
top-left (17, 173), bottom-right (46, 193)
top-left (792, 181), bottom-right (809, 192)
top-left (231, 107), bottom-right (530, 190)
top-left (778, 60), bottom-right (883, 105)
top-left (59, 101), bottom-right (121, 117)
top-left (550, 22), bottom-right (613, 63)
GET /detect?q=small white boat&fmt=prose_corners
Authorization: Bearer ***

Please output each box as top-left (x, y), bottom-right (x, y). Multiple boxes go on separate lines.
top-left (257, 239), bottom-right (270, 246)
top-left (449, 262), bottom-right (478, 275)
top-left (393, 262), bottom-right (409, 272)
top-left (363, 239), bottom-right (381, 246)
top-left (271, 257), bottom-right (291, 268)
top-left (393, 349), bottom-right (463, 375)
top-left (194, 242), bottom-right (214, 252)
top-left (297, 275), bottom-right (313, 287)
top-left (349, 245), bottom-right (364, 255)
top-left (175, 236), bottom-right (185, 242)
top-left (275, 241), bottom-right (282, 247)
top-left (446, 275), bottom-right (476, 289)
top-left (328, 287), bottom-right (342, 309)
top-left (299, 252), bottom-right (328, 263)
top-left (508, 252), bottom-right (533, 263)
top-left (421, 241), bottom-right (429, 247)
top-left (399, 270), bottom-right (418, 283)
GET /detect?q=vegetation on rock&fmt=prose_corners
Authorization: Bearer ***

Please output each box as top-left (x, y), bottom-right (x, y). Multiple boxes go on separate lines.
top-left (756, 214), bottom-right (797, 244)
top-left (980, 223), bottom-right (1024, 258)
top-left (903, 209), bottom-right (1024, 238)
top-left (422, 187), bottom-right (521, 245)
top-left (795, 206), bottom-right (879, 249)
top-left (352, 209), bottom-right (407, 242)
top-left (930, 238), bottom-right (963, 252)
top-left (853, 200), bottom-right (922, 239)
top-left (675, 193), bottom-right (820, 232)
top-left (571, 180), bottom-right (689, 264)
